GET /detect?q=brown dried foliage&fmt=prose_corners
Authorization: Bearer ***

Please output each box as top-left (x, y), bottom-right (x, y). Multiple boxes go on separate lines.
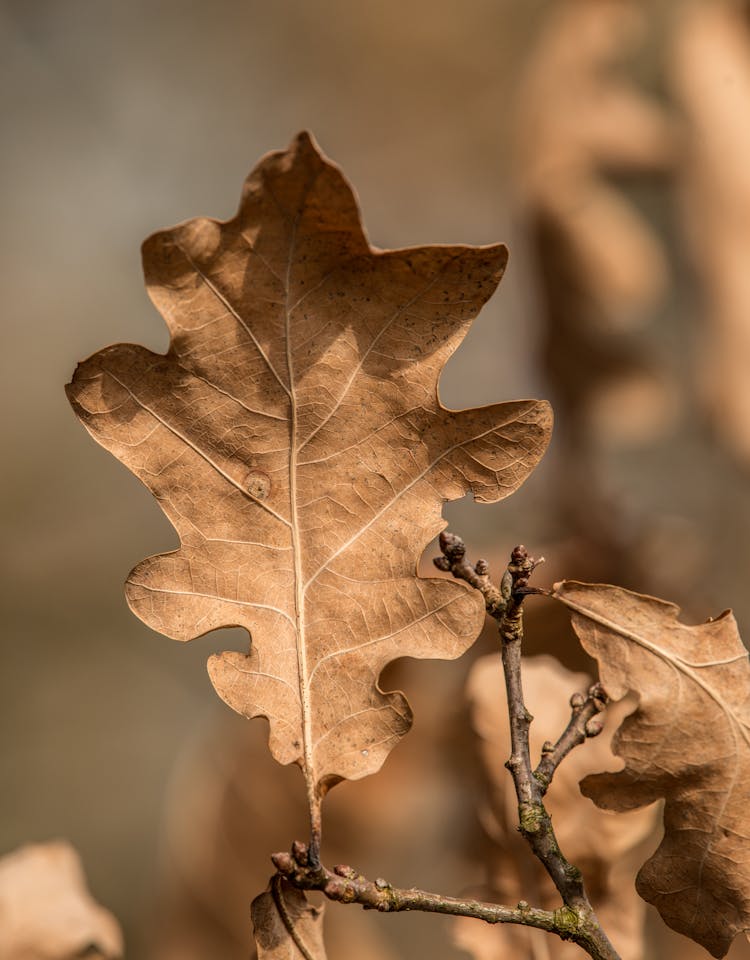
top-left (66, 125), bottom-right (750, 960)
top-left (66, 133), bottom-right (551, 837)
top-left (670, 0), bottom-right (750, 466)
top-left (0, 842), bottom-right (123, 960)
top-left (554, 581), bottom-right (750, 957)
top-left (515, 0), bottom-right (676, 330)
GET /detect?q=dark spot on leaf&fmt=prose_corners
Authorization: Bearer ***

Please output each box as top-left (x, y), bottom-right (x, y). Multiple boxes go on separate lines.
top-left (244, 470), bottom-right (271, 501)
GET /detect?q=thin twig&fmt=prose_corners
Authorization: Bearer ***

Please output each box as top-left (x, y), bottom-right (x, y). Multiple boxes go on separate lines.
top-left (274, 536), bottom-right (620, 960)
top-left (271, 842), bottom-right (609, 957)
top-left (434, 534), bottom-right (621, 960)
top-left (433, 531), bottom-right (511, 618)
top-left (534, 683), bottom-right (609, 796)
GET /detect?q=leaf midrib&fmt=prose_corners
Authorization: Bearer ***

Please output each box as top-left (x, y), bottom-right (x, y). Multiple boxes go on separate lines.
top-left (559, 595), bottom-right (750, 746)
top-left (281, 168), bottom-right (323, 819)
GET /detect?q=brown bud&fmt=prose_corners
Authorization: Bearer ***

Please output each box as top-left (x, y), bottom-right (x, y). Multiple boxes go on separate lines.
top-left (511, 545), bottom-right (528, 562)
top-left (433, 556), bottom-right (451, 571)
top-left (570, 692), bottom-right (585, 709)
top-left (291, 840), bottom-right (309, 866)
top-left (334, 864), bottom-right (356, 878)
top-left (475, 558), bottom-right (489, 575)
top-left (585, 717), bottom-right (604, 738)
top-left (325, 879), bottom-right (347, 901)
top-left (438, 530), bottom-right (452, 550)
top-left (541, 740), bottom-right (555, 754)
top-left (271, 851), bottom-right (293, 873)
top-left (588, 682), bottom-right (608, 710)
top-left (439, 531), bottom-right (465, 559)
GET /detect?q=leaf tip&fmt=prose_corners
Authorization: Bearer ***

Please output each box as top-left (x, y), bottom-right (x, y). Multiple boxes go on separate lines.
top-left (291, 129), bottom-right (324, 160)
top-left (535, 396), bottom-right (554, 434)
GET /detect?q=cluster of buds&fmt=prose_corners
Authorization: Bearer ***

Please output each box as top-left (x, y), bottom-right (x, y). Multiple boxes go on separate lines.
top-left (576, 682), bottom-right (609, 738)
top-left (433, 532), bottom-right (546, 619)
top-left (540, 682), bottom-right (609, 754)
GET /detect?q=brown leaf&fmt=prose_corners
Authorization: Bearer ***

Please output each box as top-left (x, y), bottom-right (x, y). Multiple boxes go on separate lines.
top-left (0, 841), bottom-right (123, 959)
top-left (455, 654), bottom-right (657, 960)
top-left (553, 580), bottom-right (750, 957)
top-left (252, 877), bottom-right (327, 960)
top-left (66, 132), bottom-right (551, 824)
top-left (669, 2), bottom-right (750, 465)
top-left (515, 0), bottom-right (676, 328)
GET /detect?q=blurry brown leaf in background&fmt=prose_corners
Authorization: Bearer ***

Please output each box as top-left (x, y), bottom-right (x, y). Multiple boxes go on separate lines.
top-left (512, 0), bottom-right (683, 625)
top-left (670, 0), bottom-right (750, 466)
top-left (455, 654), bottom-right (658, 960)
top-left (514, 0), bottom-right (680, 498)
top-left (515, 0), bottom-right (676, 330)
top-left (0, 841), bottom-right (123, 960)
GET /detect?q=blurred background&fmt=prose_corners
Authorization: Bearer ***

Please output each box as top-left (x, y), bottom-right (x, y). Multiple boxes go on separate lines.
top-left (3, 0), bottom-right (750, 957)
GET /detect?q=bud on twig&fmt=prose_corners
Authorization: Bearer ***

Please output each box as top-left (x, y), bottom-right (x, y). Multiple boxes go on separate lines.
top-left (585, 717), bottom-right (604, 738)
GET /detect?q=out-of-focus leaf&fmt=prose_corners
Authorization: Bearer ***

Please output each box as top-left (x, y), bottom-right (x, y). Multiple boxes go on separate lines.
top-left (516, 0), bottom-right (676, 328)
top-left (150, 665), bottom-right (450, 960)
top-left (670, 1), bottom-right (750, 465)
top-left (553, 580), bottom-right (750, 957)
top-left (66, 132), bottom-right (551, 829)
top-left (0, 841), bottom-right (122, 959)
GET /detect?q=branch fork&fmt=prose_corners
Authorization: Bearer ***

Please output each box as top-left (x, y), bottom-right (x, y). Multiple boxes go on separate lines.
top-left (535, 682), bottom-right (609, 795)
top-left (274, 535), bottom-right (620, 960)
top-left (272, 839), bottom-right (575, 938)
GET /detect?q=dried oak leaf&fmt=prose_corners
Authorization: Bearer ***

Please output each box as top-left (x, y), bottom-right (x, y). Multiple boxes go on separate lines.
top-left (66, 132), bottom-right (551, 823)
top-left (0, 841), bottom-right (123, 959)
top-left (252, 877), bottom-right (327, 960)
top-left (553, 580), bottom-right (750, 957)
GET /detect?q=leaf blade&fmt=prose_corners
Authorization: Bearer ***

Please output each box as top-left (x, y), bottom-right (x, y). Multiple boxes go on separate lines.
top-left (67, 132), bottom-right (552, 821)
top-left (553, 580), bottom-right (750, 957)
